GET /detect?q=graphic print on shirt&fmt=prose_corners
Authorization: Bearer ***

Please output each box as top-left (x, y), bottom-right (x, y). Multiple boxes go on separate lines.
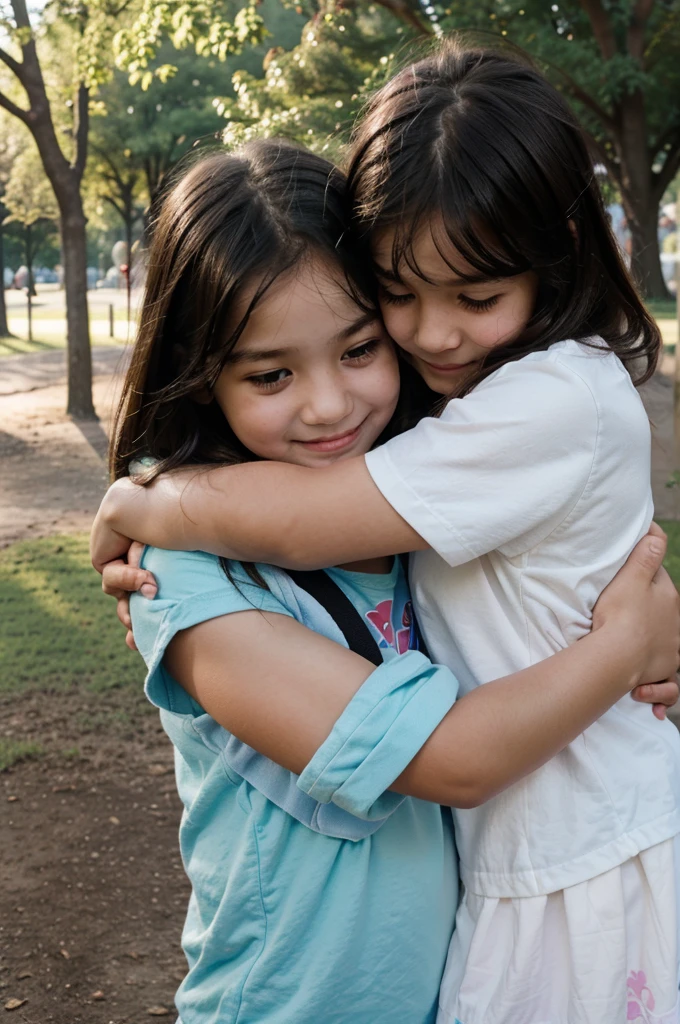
top-left (365, 598), bottom-right (413, 655)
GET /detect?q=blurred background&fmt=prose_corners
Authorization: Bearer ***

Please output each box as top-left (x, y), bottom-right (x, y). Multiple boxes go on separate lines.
top-left (0, 2), bottom-right (679, 1021)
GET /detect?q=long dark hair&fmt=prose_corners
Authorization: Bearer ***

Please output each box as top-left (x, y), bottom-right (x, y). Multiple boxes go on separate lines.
top-left (346, 40), bottom-right (660, 395)
top-left (110, 139), bottom-right (380, 482)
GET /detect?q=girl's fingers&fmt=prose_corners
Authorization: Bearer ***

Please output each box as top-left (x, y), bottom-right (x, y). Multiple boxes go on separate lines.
top-left (128, 541), bottom-right (146, 569)
top-left (631, 678), bottom-right (679, 708)
top-left (117, 595), bottom-right (132, 629)
top-left (125, 629), bottom-right (138, 652)
top-left (102, 561), bottom-right (158, 598)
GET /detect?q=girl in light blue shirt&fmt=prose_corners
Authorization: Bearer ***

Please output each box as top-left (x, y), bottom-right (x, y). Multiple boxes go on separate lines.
top-left (96, 139), bottom-right (679, 1023)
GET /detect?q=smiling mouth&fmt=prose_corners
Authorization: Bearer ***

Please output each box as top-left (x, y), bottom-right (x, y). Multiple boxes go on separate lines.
top-left (422, 359), bottom-right (476, 374)
top-left (296, 421), bottom-right (366, 453)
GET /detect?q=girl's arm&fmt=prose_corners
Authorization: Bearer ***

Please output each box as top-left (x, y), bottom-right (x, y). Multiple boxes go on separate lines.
top-left (92, 459), bottom-right (412, 572)
top-left (162, 532), bottom-right (680, 808)
top-left (90, 358), bottom-right (617, 573)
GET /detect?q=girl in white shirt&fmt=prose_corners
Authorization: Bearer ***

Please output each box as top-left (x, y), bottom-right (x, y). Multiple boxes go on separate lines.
top-left (93, 43), bottom-right (680, 1024)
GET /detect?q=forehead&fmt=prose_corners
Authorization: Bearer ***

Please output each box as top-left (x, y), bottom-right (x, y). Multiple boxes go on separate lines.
top-left (231, 258), bottom-right (367, 346)
top-left (372, 219), bottom-right (483, 284)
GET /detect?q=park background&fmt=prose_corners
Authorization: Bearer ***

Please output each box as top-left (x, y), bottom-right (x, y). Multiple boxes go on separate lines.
top-left (0, 1), bottom-right (679, 1021)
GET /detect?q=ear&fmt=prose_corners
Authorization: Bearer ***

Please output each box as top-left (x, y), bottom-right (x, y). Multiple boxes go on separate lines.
top-left (567, 218), bottom-right (578, 243)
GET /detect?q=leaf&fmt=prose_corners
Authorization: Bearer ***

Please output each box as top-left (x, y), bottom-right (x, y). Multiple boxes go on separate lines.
top-left (147, 1007), bottom-right (170, 1017)
top-left (627, 1001), bottom-right (641, 1021)
top-left (4, 999), bottom-right (27, 1011)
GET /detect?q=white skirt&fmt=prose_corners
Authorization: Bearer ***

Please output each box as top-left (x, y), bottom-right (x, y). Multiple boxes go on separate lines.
top-left (438, 836), bottom-right (680, 1024)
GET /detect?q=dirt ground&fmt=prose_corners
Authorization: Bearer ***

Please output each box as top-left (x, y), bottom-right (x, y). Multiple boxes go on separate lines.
top-left (1, 350), bottom-right (190, 1024)
top-left (0, 690), bottom-right (189, 1024)
top-left (1, 349), bottom-right (680, 1023)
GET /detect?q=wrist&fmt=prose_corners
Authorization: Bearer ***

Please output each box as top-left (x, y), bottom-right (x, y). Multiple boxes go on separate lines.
top-left (593, 613), bottom-right (646, 690)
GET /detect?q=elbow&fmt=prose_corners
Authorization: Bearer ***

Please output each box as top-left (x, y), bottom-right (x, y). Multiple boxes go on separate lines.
top-left (443, 774), bottom-right (499, 810)
top-left (266, 535), bottom-right (329, 572)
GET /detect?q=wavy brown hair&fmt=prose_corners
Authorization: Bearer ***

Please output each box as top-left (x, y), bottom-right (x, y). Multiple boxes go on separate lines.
top-left (346, 40), bottom-right (660, 396)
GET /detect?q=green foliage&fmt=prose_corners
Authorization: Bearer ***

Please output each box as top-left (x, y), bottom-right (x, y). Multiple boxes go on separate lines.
top-left (217, 1), bottom-right (413, 158)
top-left (0, 534), bottom-right (141, 695)
top-left (3, 147), bottom-right (59, 228)
top-left (113, 0), bottom-right (268, 89)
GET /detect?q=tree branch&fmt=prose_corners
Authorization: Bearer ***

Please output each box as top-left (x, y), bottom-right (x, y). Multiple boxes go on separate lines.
top-left (102, 194), bottom-right (125, 219)
top-left (73, 81), bottom-right (89, 180)
top-left (0, 88), bottom-right (30, 124)
top-left (628, 0), bottom-right (655, 62)
top-left (649, 116), bottom-right (680, 165)
top-left (0, 45), bottom-right (25, 83)
top-left (578, 0), bottom-right (617, 60)
top-left (538, 56), bottom-right (618, 136)
top-left (10, 0), bottom-right (31, 31)
top-left (653, 141), bottom-right (680, 201)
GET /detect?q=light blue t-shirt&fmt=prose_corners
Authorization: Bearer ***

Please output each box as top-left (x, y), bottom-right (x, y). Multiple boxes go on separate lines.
top-left (131, 548), bottom-right (460, 1024)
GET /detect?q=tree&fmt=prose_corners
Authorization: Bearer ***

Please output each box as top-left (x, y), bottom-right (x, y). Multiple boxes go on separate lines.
top-left (436, 0), bottom-right (680, 299)
top-left (0, 0), bottom-right (267, 418)
top-left (0, 115), bottom-right (23, 337)
top-left (3, 146), bottom-right (59, 339)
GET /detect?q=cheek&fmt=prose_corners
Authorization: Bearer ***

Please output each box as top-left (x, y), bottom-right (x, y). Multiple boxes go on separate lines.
top-left (364, 348), bottom-right (401, 421)
top-left (216, 385), bottom-right (290, 459)
top-left (379, 303), bottom-right (415, 348)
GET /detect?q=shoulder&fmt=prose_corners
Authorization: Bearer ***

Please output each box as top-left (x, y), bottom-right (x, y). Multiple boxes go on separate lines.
top-left (436, 341), bottom-right (600, 446)
top-left (475, 340), bottom-right (601, 410)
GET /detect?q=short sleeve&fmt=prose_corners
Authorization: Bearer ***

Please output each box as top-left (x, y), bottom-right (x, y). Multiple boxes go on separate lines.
top-left (298, 650), bottom-right (459, 818)
top-left (130, 548), bottom-right (293, 715)
top-left (364, 354), bottom-right (599, 566)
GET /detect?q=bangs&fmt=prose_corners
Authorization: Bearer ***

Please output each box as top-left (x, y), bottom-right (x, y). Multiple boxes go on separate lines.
top-left (385, 185), bottom-right (532, 286)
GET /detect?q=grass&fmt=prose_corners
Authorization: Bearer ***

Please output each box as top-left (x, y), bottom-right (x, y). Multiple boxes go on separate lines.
top-left (0, 738), bottom-right (43, 772)
top-left (0, 335), bottom-right (66, 357)
top-left (647, 298), bottom-right (677, 320)
top-left (0, 534), bottom-right (141, 695)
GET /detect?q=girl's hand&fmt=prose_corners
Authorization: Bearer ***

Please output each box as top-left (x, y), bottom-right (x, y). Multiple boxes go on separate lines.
top-left (592, 523), bottom-right (680, 718)
top-left (91, 477), bottom-right (141, 572)
top-left (101, 541), bottom-right (156, 652)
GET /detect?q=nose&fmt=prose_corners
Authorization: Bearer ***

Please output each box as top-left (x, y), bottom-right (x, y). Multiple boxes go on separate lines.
top-left (300, 372), bottom-right (354, 427)
top-left (414, 305), bottom-right (464, 355)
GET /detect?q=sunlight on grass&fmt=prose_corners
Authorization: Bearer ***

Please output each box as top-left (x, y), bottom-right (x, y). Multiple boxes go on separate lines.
top-left (0, 335), bottom-right (65, 356)
top-left (0, 534), bottom-right (142, 694)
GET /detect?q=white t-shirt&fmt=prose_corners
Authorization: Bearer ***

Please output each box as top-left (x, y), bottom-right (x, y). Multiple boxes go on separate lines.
top-left (365, 338), bottom-right (680, 897)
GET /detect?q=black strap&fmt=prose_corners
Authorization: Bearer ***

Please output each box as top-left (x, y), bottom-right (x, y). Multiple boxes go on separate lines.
top-left (287, 569), bottom-right (383, 667)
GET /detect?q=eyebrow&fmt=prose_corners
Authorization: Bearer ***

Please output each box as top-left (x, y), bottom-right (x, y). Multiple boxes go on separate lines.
top-left (373, 262), bottom-right (498, 287)
top-left (227, 312), bottom-right (380, 365)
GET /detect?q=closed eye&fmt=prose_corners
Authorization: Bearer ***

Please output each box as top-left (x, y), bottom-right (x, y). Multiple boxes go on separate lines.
top-left (458, 294), bottom-right (501, 312)
top-left (380, 288), bottom-right (415, 307)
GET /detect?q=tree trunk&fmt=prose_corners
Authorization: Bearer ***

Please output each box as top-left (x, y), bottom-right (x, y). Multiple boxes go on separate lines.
top-left (59, 183), bottom-right (95, 420)
top-left (616, 90), bottom-right (670, 301)
top-left (0, 211), bottom-right (10, 337)
top-left (627, 203), bottom-right (670, 300)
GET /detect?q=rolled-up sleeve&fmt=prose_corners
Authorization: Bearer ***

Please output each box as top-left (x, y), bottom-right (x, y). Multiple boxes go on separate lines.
top-left (298, 650), bottom-right (459, 819)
